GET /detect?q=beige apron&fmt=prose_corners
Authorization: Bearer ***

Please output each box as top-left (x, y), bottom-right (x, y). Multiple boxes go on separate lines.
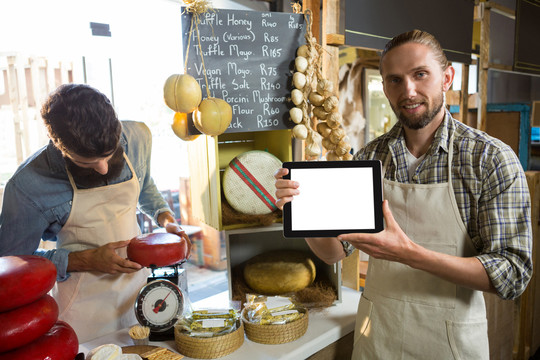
top-left (52, 154), bottom-right (149, 343)
top-left (352, 133), bottom-right (489, 359)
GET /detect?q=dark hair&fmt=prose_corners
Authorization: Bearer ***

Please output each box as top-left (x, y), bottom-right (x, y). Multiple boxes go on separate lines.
top-left (380, 30), bottom-right (449, 72)
top-left (40, 84), bottom-right (121, 157)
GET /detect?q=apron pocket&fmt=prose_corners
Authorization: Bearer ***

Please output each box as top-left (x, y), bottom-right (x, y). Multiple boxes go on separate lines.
top-left (355, 295), bottom-right (373, 342)
top-left (446, 319), bottom-right (489, 360)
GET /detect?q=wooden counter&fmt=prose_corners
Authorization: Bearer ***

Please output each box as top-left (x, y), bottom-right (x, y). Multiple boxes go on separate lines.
top-left (79, 286), bottom-right (361, 359)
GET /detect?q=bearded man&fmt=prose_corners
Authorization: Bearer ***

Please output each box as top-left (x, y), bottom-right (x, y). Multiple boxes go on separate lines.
top-left (274, 30), bottom-right (532, 359)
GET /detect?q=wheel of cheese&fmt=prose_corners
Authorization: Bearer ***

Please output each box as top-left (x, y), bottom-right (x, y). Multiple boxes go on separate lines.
top-left (223, 150), bottom-right (282, 215)
top-left (127, 232), bottom-right (189, 268)
top-left (0, 321), bottom-right (78, 360)
top-left (0, 294), bottom-right (59, 352)
top-left (0, 255), bottom-right (57, 312)
top-left (85, 344), bottom-right (122, 360)
top-left (243, 250), bottom-right (316, 295)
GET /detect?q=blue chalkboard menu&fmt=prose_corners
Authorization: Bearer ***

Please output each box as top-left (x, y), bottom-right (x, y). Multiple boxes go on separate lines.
top-left (181, 8), bottom-right (306, 133)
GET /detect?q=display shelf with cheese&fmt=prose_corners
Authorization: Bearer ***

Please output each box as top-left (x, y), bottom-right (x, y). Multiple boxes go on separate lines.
top-left (224, 223), bottom-right (342, 305)
top-left (187, 130), bottom-right (292, 231)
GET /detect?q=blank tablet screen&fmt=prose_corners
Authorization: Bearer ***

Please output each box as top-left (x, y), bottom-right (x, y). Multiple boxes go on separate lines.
top-left (282, 160), bottom-right (383, 238)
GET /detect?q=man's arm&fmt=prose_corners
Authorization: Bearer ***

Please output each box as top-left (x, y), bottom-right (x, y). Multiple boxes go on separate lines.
top-left (66, 240), bottom-right (142, 274)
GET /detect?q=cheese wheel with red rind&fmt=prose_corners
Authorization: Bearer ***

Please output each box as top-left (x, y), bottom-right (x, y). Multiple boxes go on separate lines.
top-left (0, 255), bottom-right (57, 312)
top-left (0, 321), bottom-right (78, 360)
top-left (0, 294), bottom-right (59, 352)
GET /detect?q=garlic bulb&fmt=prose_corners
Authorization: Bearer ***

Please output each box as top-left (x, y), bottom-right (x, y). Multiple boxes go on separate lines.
top-left (316, 121), bottom-right (332, 138)
top-left (305, 131), bottom-right (323, 157)
top-left (291, 89), bottom-right (304, 106)
top-left (326, 112), bottom-right (342, 129)
top-left (293, 72), bottom-right (306, 89)
top-left (292, 124), bottom-right (308, 139)
top-left (308, 92), bottom-right (325, 107)
top-left (335, 141), bottom-right (352, 156)
top-left (323, 95), bottom-right (339, 112)
top-left (289, 107), bottom-right (303, 124)
top-left (329, 127), bottom-right (345, 144)
top-left (295, 56), bottom-right (308, 73)
top-left (313, 106), bottom-right (329, 120)
top-left (322, 138), bottom-right (337, 151)
top-left (316, 79), bottom-right (334, 96)
top-left (326, 150), bottom-right (341, 161)
top-left (297, 44), bottom-right (309, 58)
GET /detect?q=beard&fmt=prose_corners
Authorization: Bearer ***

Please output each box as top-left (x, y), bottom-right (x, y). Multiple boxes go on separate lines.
top-left (391, 91), bottom-right (445, 130)
top-left (65, 146), bottom-right (126, 188)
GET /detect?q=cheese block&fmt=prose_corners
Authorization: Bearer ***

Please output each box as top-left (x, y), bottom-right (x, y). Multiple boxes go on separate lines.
top-left (243, 250), bottom-right (316, 295)
top-left (222, 150), bottom-right (282, 215)
top-left (0, 255), bottom-right (57, 312)
top-left (127, 232), bottom-right (189, 268)
top-left (119, 355), bottom-right (143, 360)
top-left (0, 294), bottom-right (59, 352)
top-left (86, 344), bottom-right (122, 360)
top-left (0, 321), bottom-right (78, 360)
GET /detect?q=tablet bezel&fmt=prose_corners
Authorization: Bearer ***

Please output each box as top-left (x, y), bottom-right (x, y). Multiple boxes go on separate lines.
top-left (282, 160), bottom-right (384, 238)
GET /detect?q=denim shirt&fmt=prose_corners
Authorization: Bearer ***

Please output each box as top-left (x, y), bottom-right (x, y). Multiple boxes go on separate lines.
top-left (0, 121), bottom-right (171, 281)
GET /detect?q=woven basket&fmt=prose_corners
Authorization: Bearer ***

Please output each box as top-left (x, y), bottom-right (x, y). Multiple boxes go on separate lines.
top-left (174, 321), bottom-right (244, 359)
top-left (241, 308), bottom-right (309, 344)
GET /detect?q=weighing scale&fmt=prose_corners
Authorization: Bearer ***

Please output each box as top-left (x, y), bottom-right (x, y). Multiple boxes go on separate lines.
top-left (134, 262), bottom-right (187, 341)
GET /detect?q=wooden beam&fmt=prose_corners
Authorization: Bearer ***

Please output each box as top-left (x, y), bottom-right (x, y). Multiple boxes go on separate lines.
top-left (485, 1), bottom-right (515, 19)
top-left (303, 0), bottom-right (321, 42)
top-left (488, 62), bottom-right (513, 72)
top-left (459, 63), bottom-right (470, 125)
top-left (478, 3), bottom-right (490, 131)
top-left (321, 0), bottom-right (339, 81)
top-left (326, 33), bottom-right (344, 46)
top-left (6, 56), bottom-right (24, 164)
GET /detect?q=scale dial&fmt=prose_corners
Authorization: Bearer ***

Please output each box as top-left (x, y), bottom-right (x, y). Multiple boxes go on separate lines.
top-left (134, 279), bottom-right (184, 332)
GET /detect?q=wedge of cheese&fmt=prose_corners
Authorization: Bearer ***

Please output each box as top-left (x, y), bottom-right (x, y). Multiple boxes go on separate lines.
top-left (119, 355), bottom-right (142, 360)
top-left (86, 344), bottom-right (122, 360)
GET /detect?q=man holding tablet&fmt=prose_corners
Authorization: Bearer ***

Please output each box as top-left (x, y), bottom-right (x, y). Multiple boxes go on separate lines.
top-left (274, 30), bottom-right (532, 359)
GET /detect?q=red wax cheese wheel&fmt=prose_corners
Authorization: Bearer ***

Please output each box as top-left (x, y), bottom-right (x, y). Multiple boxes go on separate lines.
top-left (0, 255), bottom-right (56, 312)
top-left (0, 294), bottom-right (59, 352)
top-left (0, 321), bottom-right (78, 360)
top-left (127, 232), bottom-right (188, 267)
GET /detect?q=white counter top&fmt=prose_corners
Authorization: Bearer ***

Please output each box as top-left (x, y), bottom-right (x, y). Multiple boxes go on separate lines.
top-left (80, 286), bottom-right (361, 359)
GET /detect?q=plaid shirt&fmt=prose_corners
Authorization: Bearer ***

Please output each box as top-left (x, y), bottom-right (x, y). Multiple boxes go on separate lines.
top-left (348, 111), bottom-right (532, 300)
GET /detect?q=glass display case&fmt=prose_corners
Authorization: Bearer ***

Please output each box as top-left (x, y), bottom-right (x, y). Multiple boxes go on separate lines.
top-left (363, 68), bottom-right (397, 143)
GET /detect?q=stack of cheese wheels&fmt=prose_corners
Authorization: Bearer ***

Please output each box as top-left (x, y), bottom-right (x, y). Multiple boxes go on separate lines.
top-left (0, 256), bottom-right (78, 359)
top-left (222, 150), bottom-right (282, 215)
top-left (243, 250), bottom-right (316, 295)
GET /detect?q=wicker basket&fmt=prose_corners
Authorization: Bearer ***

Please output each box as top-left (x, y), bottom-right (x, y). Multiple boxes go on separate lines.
top-left (241, 308), bottom-right (309, 344)
top-left (174, 321), bottom-right (244, 359)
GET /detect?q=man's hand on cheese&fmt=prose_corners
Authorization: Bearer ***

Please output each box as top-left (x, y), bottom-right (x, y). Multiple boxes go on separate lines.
top-left (159, 211), bottom-right (192, 259)
top-left (67, 240), bottom-right (142, 274)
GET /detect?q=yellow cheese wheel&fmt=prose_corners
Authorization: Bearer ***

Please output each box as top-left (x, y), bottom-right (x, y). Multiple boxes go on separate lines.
top-left (243, 250), bottom-right (316, 295)
top-left (193, 97), bottom-right (232, 136)
top-left (171, 112), bottom-right (200, 141)
top-left (163, 74), bottom-right (202, 113)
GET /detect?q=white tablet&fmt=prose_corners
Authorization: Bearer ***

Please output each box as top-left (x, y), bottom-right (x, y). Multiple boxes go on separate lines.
top-left (282, 160), bottom-right (384, 238)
